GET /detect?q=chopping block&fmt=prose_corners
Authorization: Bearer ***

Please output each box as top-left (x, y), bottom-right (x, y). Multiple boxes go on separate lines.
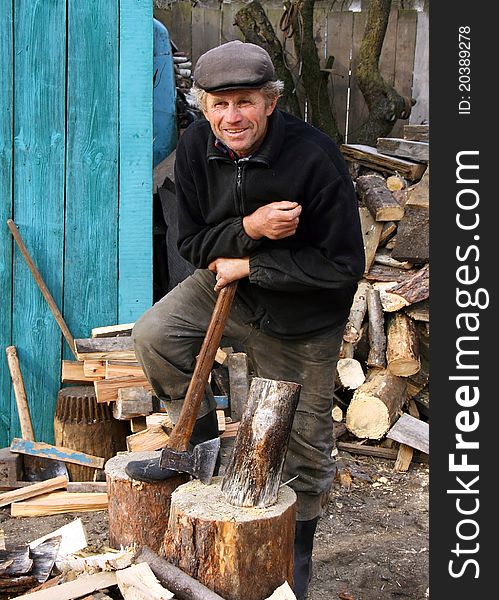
top-left (161, 477), bottom-right (296, 600)
top-left (105, 451), bottom-right (189, 554)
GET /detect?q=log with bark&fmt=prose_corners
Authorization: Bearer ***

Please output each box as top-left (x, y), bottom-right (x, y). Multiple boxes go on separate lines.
top-left (105, 451), bottom-right (189, 554)
top-left (343, 280), bottom-right (370, 343)
top-left (356, 174), bottom-right (404, 221)
top-left (366, 287), bottom-right (386, 369)
top-left (221, 378), bottom-right (301, 509)
top-left (346, 369), bottom-right (407, 439)
top-left (386, 313), bottom-right (420, 376)
top-left (162, 477), bottom-right (296, 600)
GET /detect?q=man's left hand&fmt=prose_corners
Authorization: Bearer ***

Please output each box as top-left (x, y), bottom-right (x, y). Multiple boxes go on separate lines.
top-left (208, 257), bottom-right (250, 292)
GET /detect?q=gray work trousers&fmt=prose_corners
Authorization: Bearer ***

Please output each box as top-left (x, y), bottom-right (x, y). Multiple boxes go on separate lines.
top-left (132, 269), bottom-right (344, 520)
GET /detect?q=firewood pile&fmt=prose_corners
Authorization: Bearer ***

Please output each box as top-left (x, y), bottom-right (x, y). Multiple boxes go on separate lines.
top-left (334, 123), bottom-right (430, 472)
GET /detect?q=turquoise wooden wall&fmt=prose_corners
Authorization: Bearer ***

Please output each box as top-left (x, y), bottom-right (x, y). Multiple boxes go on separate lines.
top-left (0, 0), bottom-right (153, 447)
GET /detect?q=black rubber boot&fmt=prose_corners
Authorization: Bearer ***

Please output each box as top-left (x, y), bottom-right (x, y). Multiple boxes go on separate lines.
top-left (125, 410), bottom-right (220, 482)
top-left (293, 516), bottom-right (320, 600)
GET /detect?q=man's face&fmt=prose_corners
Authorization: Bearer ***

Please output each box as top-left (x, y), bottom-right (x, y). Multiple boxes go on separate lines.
top-left (203, 89), bottom-right (277, 158)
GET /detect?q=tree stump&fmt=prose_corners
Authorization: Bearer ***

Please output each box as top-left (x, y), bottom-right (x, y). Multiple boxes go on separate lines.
top-left (105, 452), bottom-right (189, 553)
top-left (162, 477), bottom-right (296, 600)
top-left (54, 386), bottom-right (128, 481)
top-left (346, 369), bottom-right (407, 439)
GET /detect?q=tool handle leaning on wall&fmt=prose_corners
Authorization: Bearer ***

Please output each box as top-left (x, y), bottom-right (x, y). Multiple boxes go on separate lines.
top-left (7, 219), bottom-right (77, 358)
top-left (5, 346), bottom-right (36, 441)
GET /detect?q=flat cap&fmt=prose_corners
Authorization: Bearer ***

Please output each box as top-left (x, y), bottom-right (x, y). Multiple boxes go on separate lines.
top-left (193, 40), bottom-right (276, 92)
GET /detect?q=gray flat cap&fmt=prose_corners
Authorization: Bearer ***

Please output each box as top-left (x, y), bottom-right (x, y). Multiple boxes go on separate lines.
top-left (193, 40), bottom-right (276, 92)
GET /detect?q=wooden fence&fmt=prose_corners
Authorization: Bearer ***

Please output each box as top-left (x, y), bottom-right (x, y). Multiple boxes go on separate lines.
top-left (155, 0), bottom-right (429, 139)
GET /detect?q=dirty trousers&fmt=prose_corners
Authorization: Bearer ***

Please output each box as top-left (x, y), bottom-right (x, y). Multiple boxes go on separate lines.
top-left (132, 269), bottom-right (344, 521)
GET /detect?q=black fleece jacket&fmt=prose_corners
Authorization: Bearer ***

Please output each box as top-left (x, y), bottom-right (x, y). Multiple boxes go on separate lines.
top-left (174, 109), bottom-right (365, 339)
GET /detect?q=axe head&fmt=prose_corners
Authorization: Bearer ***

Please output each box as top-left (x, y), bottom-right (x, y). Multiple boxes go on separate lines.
top-left (160, 437), bottom-right (221, 485)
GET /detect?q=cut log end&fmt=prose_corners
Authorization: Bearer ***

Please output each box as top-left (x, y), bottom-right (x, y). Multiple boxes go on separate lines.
top-left (346, 396), bottom-right (393, 440)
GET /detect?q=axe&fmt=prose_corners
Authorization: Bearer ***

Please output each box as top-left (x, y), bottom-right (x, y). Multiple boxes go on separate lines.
top-left (160, 280), bottom-right (238, 484)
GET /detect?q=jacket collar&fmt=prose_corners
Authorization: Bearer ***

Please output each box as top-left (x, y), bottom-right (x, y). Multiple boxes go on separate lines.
top-left (206, 109), bottom-right (285, 166)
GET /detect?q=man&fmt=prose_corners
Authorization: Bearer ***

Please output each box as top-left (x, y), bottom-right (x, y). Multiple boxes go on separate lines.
top-left (127, 40), bottom-right (365, 599)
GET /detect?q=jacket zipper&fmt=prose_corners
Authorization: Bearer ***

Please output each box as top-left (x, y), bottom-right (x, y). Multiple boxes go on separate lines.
top-left (235, 158), bottom-right (249, 214)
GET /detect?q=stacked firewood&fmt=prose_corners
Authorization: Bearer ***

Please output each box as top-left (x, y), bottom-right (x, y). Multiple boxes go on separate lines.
top-left (335, 124), bottom-right (429, 471)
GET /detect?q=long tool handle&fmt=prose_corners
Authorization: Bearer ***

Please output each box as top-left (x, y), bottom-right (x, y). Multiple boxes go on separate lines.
top-left (7, 219), bottom-right (76, 358)
top-left (166, 281), bottom-right (238, 451)
top-left (5, 346), bottom-right (36, 441)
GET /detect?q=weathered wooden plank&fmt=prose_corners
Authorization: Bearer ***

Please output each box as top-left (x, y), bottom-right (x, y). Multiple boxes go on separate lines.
top-left (327, 10), bottom-right (354, 138)
top-left (119, 0), bottom-right (153, 323)
top-left (13, 571), bottom-right (117, 599)
top-left (74, 336), bottom-right (135, 361)
top-left (191, 6), bottom-right (221, 65)
top-left (10, 439), bottom-right (105, 469)
top-left (403, 124), bottom-right (429, 142)
top-left (170, 0), bottom-right (192, 52)
top-left (392, 9), bottom-right (418, 136)
top-left (387, 412), bottom-right (429, 454)
top-left (376, 138), bottom-right (429, 163)
top-left (347, 10), bottom-right (368, 142)
top-left (221, 1), bottom-right (244, 44)
top-left (0, 0), bottom-right (14, 447)
top-left (91, 323), bottom-right (134, 338)
top-left (379, 5), bottom-right (398, 87)
top-left (12, 0), bottom-right (66, 444)
top-left (341, 144), bottom-right (427, 180)
top-left (408, 4), bottom-right (429, 126)
top-left (65, 0), bottom-right (118, 359)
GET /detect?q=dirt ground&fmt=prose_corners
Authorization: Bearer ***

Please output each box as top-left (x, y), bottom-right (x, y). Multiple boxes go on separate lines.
top-left (0, 445), bottom-right (429, 600)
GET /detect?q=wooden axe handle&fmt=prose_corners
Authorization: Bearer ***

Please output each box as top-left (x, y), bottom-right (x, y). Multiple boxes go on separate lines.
top-left (5, 346), bottom-right (36, 441)
top-left (166, 281), bottom-right (238, 452)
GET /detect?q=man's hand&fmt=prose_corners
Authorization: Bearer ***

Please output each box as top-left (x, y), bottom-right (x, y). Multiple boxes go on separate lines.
top-left (208, 257), bottom-right (250, 292)
top-left (243, 201), bottom-right (302, 240)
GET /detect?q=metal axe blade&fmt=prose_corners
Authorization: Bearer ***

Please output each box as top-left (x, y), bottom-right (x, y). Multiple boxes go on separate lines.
top-left (160, 437), bottom-right (221, 484)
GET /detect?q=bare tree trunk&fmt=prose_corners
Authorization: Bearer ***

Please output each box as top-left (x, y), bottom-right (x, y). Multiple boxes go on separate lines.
top-left (234, 2), bottom-right (302, 118)
top-left (292, 0), bottom-right (342, 141)
top-left (352, 0), bottom-right (412, 145)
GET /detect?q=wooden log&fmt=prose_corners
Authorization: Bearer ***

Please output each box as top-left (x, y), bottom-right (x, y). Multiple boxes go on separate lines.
top-left (340, 144), bottom-right (427, 180)
top-left (365, 264), bottom-right (416, 283)
top-left (94, 375), bottom-right (153, 403)
top-left (403, 124), bottom-right (429, 142)
top-left (374, 248), bottom-right (413, 270)
top-left (343, 281), bottom-right (370, 343)
top-left (356, 174), bottom-right (404, 221)
top-left (54, 385), bottom-right (128, 481)
top-left (13, 572), bottom-right (118, 600)
top-left (227, 353), bottom-right (250, 422)
top-left (346, 370), bottom-right (407, 440)
top-left (386, 313), bottom-right (420, 376)
top-left (10, 492), bottom-right (108, 517)
top-left (386, 413), bottom-right (429, 455)
top-left (331, 404), bottom-right (344, 423)
top-left (74, 337), bottom-right (135, 361)
top-left (221, 378), bottom-right (301, 508)
top-left (105, 452), bottom-right (189, 554)
top-left (358, 206), bottom-right (383, 273)
top-left (84, 360), bottom-right (106, 378)
top-left (134, 546), bottom-right (226, 600)
top-left (162, 477), bottom-right (296, 600)
top-left (366, 287), bottom-right (386, 369)
top-left (336, 358), bottom-right (366, 390)
top-left (385, 175), bottom-right (406, 191)
top-left (126, 425), bottom-right (170, 452)
top-left (0, 475), bottom-right (68, 508)
top-left (116, 562), bottom-right (174, 599)
top-left (404, 299), bottom-right (429, 322)
top-left (113, 388), bottom-right (154, 420)
top-left (376, 138), bottom-right (429, 163)
top-left (391, 207), bottom-right (429, 263)
top-left (380, 264), bottom-right (430, 312)
top-left (61, 360), bottom-right (101, 383)
top-left (9, 439), bottom-right (105, 470)
top-left (91, 323), bottom-right (134, 338)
